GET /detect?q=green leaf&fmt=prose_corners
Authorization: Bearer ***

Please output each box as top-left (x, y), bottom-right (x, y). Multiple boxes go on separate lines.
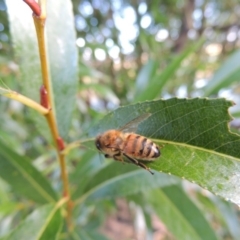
top-left (0, 180), bottom-right (18, 216)
top-left (5, 0), bottom-right (49, 139)
top-left (135, 59), bottom-right (158, 93)
top-left (70, 151), bottom-right (104, 199)
top-left (70, 151), bottom-right (101, 185)
top-left (0, 202), bottom-right (17, 216)
top-left (147, 187), bottom-right (217, 240)
top-left (46, 0), bottom-right (78, 138)
top-left (162, 185), bottom-right (218, 239)
top-left (88, 98), bottom-right (240, 205)
top-left (0, 138), bottom-right (57, 204)
top-left (204, 50), bottom-right (240, 96)
top-left (71, 229), bottom-right (108, 240)
top-left (6, 0), bottom-right (78, 139)
top-left (4, 203), bottom-right (63, 240)
top-left (211, 197), bottom-right (240, 240)
top-left (74, 162), bottom-right (179, 203)
top-left (149, 144), bottom-right (240, 206)
top-left (134, 38), bottom-right (204, 101)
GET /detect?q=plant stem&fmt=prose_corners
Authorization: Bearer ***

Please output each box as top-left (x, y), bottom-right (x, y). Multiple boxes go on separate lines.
top-left (30, 1), bottom-right (72, 229)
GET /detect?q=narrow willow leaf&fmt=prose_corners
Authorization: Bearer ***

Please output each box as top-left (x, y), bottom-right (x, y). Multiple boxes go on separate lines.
top-left (88, 98), bottom-right (240, 205)
top-left (135, 38), bottom-right (204, 101)
top-left (70, 151), bottom-right (101, 185)
top-left (4, 203), bottom-right (63, 240)
top-left (0, 180), bottom-right (18, 216)
top-left (5, 0), bottom-right (49, 139)
top-left (70, 151), bottom-right (104, 199)
top-left (147, 188), bottom-right (216, 240)
top-left (135, 59), bottom-right (158, 93)
top-left (0, 138), bottom-right (57, 203)
top-left (71, 230), bottom-right (108, 240)
top-left (161, 185), bottom-right (218, 239)
top-left (46, 0), bottom-right (78, 138)
top-left (6, 0), bottom-right (78, 139)
top-left (74, 162), bottom-right (179, 203)
top-left (212, 198), bottom-right (240, 240)
top-left (204, 50), bottom-right (240, 96)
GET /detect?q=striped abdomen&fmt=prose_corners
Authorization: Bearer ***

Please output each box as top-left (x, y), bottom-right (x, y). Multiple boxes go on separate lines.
top-left (123, 133), bottom-right (160, 160)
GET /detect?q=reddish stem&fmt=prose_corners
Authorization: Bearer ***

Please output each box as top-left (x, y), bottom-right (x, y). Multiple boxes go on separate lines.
top-left (23, 0), bottom-right (41, 16)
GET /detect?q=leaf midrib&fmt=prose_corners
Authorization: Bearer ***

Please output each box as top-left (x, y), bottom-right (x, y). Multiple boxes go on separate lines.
top-left (3, 150), bottom-right (56, 203)
top-left (36, 204), bottom-right (61, 239)
top-left (154, 139), bottom-right (240, 161)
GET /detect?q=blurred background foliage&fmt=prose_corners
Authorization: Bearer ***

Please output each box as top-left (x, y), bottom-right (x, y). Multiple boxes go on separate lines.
top-left (0, 0), bottom-right (240, 239)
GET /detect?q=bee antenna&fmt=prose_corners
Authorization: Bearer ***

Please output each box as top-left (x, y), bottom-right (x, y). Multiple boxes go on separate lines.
top-left (149, 169), bottom-right (154, 175)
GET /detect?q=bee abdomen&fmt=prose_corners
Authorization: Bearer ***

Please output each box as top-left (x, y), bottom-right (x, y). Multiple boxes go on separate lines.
top-left (141, 137), bottom-right (160, 159)
top-left (124, 134), bottom-right (160, 160)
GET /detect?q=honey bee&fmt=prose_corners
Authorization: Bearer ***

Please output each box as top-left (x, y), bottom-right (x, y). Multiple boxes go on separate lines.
top-left (95, 114), bottom-right (160, 174)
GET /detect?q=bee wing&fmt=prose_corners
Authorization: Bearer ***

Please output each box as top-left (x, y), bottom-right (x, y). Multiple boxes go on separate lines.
top-left (119, 113), bottom-right (151, 133)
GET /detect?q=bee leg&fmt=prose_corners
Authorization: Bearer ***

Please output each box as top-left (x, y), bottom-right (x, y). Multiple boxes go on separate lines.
top-left (123, 153), bottom-right (154, 175)
top-left (104, 154), bottom-right (111, 158)
top-left (113, 152), bottom-right (124, 163)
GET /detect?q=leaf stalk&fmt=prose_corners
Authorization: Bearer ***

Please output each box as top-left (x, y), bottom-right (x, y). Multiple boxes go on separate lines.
top-left (0, 87), bottom-right (49, 115)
